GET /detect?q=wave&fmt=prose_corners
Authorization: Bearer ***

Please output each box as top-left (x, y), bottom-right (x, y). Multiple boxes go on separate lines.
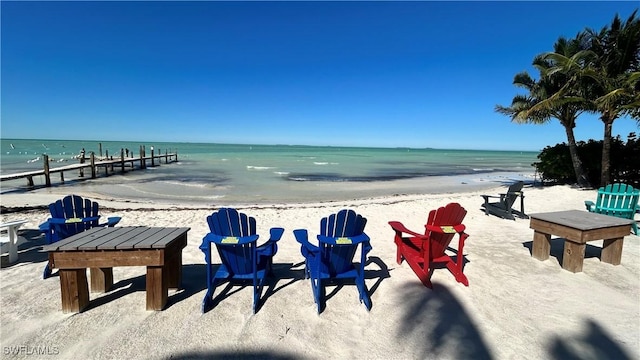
top-left (473, 168), bottom-right (494, 172)
top-left (247, 165), bottom-right (274, 170)
top-left (155, 180), bottom-right (210, 188)
top-left (285, 168), bottom-right (515, 182)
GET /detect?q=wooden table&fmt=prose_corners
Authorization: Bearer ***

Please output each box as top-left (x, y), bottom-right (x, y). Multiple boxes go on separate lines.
top-left (44, 226), bottom-right (189, 313)
top-left (1, 219), bottom-right (28, 264)
top-left (529, 210), bottom-right (633, 273)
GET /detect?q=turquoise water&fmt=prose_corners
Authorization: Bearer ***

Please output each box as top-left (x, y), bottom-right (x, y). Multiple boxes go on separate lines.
top-left (0, 139), bottom-right (539, 204)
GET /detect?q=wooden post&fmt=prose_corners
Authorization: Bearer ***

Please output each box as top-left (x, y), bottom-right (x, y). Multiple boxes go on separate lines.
top-left (120, 149), bottom-right (125, 173)
top-left (139, 145), bottom-right (145, 169)
top-left (165, 149), bottom-right (169, 164)
top-left (79, 149), bottom-right (86, 177)
top-left (26, 176), bottom-right (34, 187)
top-left (99, 143), bottom-right (103, 157)
top-left (151, 146), bottom-right (155, 167)
top-left (43, 154), bottom-right (51, 187)
top-left (90, 152), bottom-right (96, 179)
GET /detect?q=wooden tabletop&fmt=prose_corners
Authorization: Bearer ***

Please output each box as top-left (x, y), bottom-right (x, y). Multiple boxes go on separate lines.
top-left (529, 210), bottom-right (633, 230)
top-left (43, 226), bottom-right (190, 252)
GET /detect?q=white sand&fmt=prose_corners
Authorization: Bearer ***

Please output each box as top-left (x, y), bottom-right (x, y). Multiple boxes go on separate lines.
top-left (0, 184), bottom-right (638, 360)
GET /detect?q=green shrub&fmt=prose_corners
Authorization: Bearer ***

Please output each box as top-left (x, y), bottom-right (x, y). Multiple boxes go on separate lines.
top-left (533, 133), bottom-right (639, 188)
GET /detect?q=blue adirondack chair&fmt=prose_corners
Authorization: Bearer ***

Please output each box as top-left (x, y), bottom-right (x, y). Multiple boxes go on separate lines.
top-left (199, 208), bottom-right (284, 313)
top-left (39, 194), bottom-right (121, 278)
top-left (585, 183), bottom-right (639, 235)
top-left (293, 209), bottom-right (372, 314)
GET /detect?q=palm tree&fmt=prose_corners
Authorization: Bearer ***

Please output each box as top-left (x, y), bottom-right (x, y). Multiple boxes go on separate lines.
top-left (586, 11), bottom-right (640, 185)
top-left (496, 36), bottom-right (592, 188)
top-left (542, 11), bottom-right (640, 185)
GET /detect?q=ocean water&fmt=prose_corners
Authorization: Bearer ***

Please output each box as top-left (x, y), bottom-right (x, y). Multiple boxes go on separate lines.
top-left (0, 139), bottom-right (539, 205)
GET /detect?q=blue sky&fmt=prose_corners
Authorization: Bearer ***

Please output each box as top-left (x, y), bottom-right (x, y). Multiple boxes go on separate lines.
top-left (1, 1), bottom-right (638, 151)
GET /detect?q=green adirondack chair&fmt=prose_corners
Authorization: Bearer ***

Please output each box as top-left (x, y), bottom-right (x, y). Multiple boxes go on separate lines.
top-left (585, 183), bottom-right (639, 235)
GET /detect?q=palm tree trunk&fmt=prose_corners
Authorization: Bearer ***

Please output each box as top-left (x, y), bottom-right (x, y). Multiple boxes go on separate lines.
top-left (564, 126), bottom-right (591, 188)
top-left (601, 118), bottom-right (613, 186)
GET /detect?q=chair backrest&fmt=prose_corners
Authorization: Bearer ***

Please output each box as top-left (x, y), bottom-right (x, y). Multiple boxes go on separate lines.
top-left (504, 181), bottom-right (524, 207)
top-left (425, 203), bottom-right (467, 259)
top-left (594, 183), bottom-right (639, 219)
top-left (206, 208), bottom-right (258, 276)
top-left (317, 209), bottom-right (368, 276)
top-left (49, 195), bottom-right (100, 239)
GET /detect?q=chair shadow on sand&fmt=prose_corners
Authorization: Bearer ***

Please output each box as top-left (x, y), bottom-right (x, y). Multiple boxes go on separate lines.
top-left (521, 238), bottom-right (603, 265)
top-left (204, 261), bottom-right (307, 314)
top-left (303, 255), bottom-right (391, 313)
top-left (206, 256), bottom-right (390, 313)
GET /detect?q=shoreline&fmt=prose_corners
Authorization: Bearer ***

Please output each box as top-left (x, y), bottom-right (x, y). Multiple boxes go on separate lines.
top-left (0, 171), bottom-right (537, 212)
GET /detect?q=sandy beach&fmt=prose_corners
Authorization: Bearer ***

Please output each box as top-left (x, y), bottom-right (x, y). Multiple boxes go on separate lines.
top-left (0, 184), bottom-right (638, 360)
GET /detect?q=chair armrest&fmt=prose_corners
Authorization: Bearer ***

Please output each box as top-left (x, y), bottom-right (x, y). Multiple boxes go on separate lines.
top-left (481, 195), bottom-right (501, 200)
top-left (39, 221), bottom-right (51, 232)
top-left (293, 229), bottom-right (309, 244)
top-left (388, 221), bottom-right (426, 238)
top-left (293, 229), bottom-right (319, 257)
top-left (255, 227), bottom-right (285, 257)
top-left (425, 224), bottom-right (466, 234)
top-left (584, 200), bottom-right (595, 211)
top-left (106, 217), bottom-right (121, 227)
top-left (269, 227), bottom-right (285, 242)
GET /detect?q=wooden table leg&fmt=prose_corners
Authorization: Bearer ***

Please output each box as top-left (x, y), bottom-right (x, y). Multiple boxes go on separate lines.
top-left (90, 267), bottom-right (114, 293)
top-left (59, 269), bottom-right (89, 313)
top-left (166, 252), bottom-right (183, 289)
top-left (146, 265), bottom-right (168, 310)
top-left (532, 231), bottom-right (551, 261)
top-left (601, 237), bottom-right (624, 265)
top-left (562, 240), bottom-right (586, 273)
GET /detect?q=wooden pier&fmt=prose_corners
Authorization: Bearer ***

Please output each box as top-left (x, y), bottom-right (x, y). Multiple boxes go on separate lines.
top-left (0, 146), bottom-right (178, 187)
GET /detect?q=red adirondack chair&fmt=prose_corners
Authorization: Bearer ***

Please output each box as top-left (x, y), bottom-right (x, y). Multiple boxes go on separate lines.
top-left (389, 202), bottom-right (469, 288)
